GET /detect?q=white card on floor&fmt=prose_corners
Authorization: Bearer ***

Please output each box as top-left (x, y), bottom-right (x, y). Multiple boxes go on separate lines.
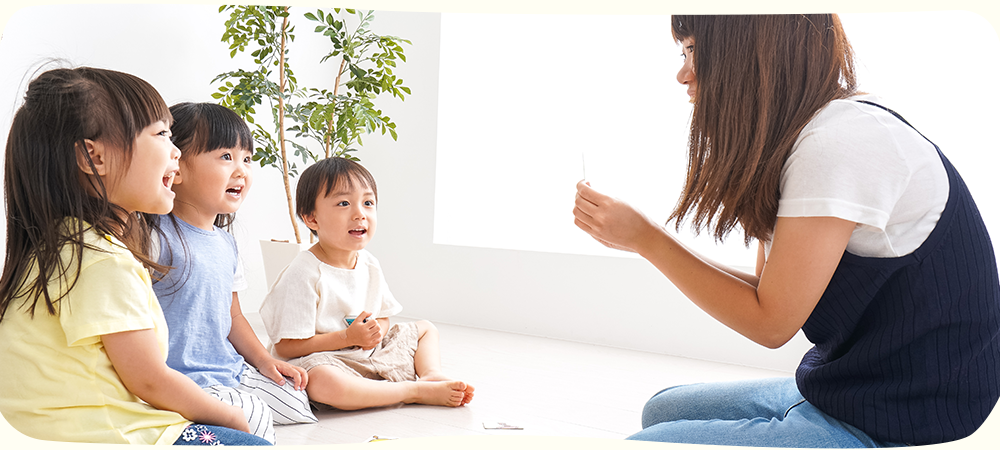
top-left (483, 421), bottom-right (522, 430)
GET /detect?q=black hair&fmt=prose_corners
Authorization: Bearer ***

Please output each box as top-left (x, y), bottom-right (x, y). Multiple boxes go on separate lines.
top-left (296, 157), bottom-right (378, 237)
top-left (148, 102), bottom-right (253, 298)
top-left (165, 102), bottom-right (253, 229)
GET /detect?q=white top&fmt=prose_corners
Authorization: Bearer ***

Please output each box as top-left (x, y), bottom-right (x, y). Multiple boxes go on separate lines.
top-left (259, 249), bottom-right (403, 359)
top-left (769, 94), bottom-right (949, 258)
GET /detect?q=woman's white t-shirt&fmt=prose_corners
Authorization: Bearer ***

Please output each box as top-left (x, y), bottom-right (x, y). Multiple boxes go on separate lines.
top-left (769, 94), bottom-right (949, 258)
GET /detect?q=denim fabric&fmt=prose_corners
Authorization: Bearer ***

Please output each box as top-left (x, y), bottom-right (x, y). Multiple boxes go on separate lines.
top-left (172, 424), bottom-right (272, 446)
top-left (627, 378), bottom-right (907, 448)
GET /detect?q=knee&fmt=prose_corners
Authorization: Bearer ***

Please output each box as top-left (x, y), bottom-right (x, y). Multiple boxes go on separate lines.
top-left (640, 384), bottom-right (697, 429)
top-left (415, 320), bottom-right (437, 337)
top-left (306, 367), bottom-right (347, 395)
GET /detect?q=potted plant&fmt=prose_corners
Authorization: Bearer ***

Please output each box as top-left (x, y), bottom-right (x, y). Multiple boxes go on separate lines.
top-left (211, 5), bottom-right (410, 285)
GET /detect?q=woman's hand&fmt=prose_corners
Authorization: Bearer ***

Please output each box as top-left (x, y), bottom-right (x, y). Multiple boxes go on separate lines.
top-left (573, 180), bottom-right (658, 253)
top-left (345, 311), bottom-right (382, 350)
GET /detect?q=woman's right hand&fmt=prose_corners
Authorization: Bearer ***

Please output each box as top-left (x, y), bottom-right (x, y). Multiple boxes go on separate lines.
top-left (573, 180), bottom-right (658, 253)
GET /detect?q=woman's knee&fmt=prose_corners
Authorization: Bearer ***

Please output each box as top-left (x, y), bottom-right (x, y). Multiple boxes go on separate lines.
top-left (640, 384), bottom-right (700, 428)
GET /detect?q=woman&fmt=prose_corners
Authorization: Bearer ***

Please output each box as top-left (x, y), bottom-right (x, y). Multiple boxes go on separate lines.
top-left (573, 14), bottom-right (999, 447)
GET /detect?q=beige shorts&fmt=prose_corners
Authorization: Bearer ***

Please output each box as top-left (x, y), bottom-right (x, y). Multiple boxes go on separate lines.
top-left (290, 321), bottom-right (419, 383)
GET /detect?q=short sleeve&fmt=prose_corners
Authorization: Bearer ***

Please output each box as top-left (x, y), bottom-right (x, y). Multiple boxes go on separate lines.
top-left (259, 253), bottom-right (321, 343)
top-left (376, 271), bottom-right (402, 318)
top-left (778, 100), bottom-right (911, 231)
top-left (232, 254), bottom-right (248, 292)
top-left (363, 252), bottom-right (402, 318)
top-left (60, 252), bottom-right (158, 347)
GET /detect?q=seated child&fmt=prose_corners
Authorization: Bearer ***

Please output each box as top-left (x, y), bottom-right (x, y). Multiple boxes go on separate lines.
top-left (0, 67), bottom-right (267, 445)
top-left (260, 157), bottom-right (475, 410)
top-left (151, 102), bottom-right (317, 444)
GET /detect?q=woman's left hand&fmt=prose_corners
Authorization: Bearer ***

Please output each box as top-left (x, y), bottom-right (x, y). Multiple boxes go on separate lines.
top-left (573, 180), bottom-right (657, 253)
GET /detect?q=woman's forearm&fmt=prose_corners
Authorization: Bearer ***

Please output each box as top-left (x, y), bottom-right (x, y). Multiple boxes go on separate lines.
top-left (632, 227), bottom-right (784, 347)
top-left (633, 217), bottom-right (854, 349)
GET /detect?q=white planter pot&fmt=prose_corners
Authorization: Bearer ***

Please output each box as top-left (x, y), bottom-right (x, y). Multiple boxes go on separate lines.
top-left (259, 239), bottom-right (312, 290)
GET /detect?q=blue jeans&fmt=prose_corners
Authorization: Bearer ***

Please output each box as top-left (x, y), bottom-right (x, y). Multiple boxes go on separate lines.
top-left (173, 424), bottom-right (272, 446)
top-left (627, 377), bottom-right (907, 448)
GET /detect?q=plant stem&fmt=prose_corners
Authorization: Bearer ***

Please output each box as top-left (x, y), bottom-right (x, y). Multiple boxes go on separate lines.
top-left (324, 55), bottom-right (346, 159)
top-left (277, 7), bottom-right (300, 244)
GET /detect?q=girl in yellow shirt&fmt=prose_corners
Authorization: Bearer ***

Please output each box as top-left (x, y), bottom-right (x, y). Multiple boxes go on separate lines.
top-left (0, 67), bottom-right (271, 446)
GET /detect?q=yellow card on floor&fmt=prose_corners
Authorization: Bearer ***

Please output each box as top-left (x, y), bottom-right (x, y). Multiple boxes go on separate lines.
top-left (366, 435), bottom-right (398, 442)
top-left (483, 421), bottom-right (522, 430)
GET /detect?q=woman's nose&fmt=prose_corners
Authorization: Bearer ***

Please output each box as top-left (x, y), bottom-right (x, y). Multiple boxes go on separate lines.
top-left (677, 60), bottom-right (694, 85)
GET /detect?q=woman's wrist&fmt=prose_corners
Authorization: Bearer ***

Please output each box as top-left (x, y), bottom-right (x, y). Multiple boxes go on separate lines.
top-left (632, 217), bottom-right (668, 258)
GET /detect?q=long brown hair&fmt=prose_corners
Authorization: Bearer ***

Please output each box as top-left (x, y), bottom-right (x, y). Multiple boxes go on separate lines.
top-left (668, 15), bottom-right (858, 245)
top-left (1, 67), bottom-right (172, 320)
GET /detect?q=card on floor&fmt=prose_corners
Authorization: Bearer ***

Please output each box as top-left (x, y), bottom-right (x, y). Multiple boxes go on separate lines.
top-left (483, 421), bottom-right (523, 430)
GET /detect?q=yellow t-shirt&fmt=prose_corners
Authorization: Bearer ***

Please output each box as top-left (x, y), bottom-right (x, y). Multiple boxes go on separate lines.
top-left (0, 227), bottom-right (190, 444)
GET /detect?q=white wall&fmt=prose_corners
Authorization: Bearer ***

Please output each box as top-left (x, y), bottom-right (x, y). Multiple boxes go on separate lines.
top-left (2, 5), bottom-right (999, 373)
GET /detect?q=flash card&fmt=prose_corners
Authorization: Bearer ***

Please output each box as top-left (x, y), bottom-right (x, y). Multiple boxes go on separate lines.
top-left (483, 421), bottom-right (522, 430)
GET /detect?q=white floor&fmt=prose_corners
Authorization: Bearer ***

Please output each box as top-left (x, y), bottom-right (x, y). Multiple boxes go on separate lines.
top-left (245, 313), bottom-right (791, 446)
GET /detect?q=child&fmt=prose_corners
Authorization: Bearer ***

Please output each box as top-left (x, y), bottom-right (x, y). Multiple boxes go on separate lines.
top-left (0, 67), bottom-right (269, 445)
top-left (150, 102), bottom-right (317, 444)
top-left (260, 157), bottom-right (475, 410)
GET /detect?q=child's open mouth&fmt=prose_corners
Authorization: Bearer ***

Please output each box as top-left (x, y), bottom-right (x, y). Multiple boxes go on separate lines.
top-left (162, 171), bottom-right (176, 189)
top-left (226, 186), bottom-right (243, 198)
top-left (349, 228), bottom-right (367, 236)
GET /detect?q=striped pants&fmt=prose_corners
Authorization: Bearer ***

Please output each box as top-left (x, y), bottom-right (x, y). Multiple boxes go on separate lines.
top-left (204, 362), bottom-right (317, 444)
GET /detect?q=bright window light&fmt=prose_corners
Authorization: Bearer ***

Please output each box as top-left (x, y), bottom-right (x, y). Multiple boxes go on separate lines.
top-left (434, 11), bottom-right (999, 268)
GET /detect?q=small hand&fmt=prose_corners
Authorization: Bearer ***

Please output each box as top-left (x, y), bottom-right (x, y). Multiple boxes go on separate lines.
top-left (224, 404), bottom-right (251, 433)
top-left (345, 311), bottom-right (382, 350)
top-left (257, 358), bottom-right (309, 390)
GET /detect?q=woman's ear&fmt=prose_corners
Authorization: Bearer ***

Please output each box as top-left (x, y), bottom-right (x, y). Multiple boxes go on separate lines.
top-left (75, 139), bottom-right (108, 176)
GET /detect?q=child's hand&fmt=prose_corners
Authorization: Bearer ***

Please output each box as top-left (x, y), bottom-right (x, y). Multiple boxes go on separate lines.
top-left (345, 311), bottom-right (382, 350)
top-left (257, 358), bottom-right (309, 391)
top-left (222, 404), bottom-right (251, 433)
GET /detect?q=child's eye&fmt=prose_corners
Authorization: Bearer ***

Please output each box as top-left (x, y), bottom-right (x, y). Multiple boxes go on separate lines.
top-left (243, 156), bottom-right (252, 164)
top-left (364, 200), bottom-right (375, 207)
top-left (221, 153), bottom-right (232, 161)
top-left (158, 129), bottom-right (172, 138)
top-left (337, 201), bottom-right (350, 207)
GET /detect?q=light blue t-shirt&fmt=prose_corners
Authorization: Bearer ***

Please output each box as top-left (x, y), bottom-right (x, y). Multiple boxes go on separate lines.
top-left (152, 215), bottom-right (244, 388)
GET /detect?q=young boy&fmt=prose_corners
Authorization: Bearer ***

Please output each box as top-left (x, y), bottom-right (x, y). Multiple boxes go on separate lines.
top-left (259, 157), bottom-right (474, 410)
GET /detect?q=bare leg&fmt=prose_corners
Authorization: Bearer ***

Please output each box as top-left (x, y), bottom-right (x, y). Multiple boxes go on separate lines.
top-left (410, 320), bottom-right (475, 405)
top-left (306, 365), bottom-right (467, 410)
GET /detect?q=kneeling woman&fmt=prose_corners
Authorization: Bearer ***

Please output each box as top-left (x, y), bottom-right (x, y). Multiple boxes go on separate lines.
top-left (573, 14), bottom-right (999, 448)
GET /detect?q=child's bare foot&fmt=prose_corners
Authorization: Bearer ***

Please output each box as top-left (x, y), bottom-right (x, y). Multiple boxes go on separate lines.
top-left (406, 380), bottom-right (467, 407)
top-left (460, 383), bottom-right (475, 405)
top-left (418, 371), bottom-right (475, 405)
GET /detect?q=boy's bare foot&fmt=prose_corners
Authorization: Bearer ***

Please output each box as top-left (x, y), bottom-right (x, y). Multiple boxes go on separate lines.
top-left (460, 383), bottom-right (475, 405)
top-left (418, 371), bottom-right (475, 405)
top-left (406, 380), bottom-right (468, 407)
